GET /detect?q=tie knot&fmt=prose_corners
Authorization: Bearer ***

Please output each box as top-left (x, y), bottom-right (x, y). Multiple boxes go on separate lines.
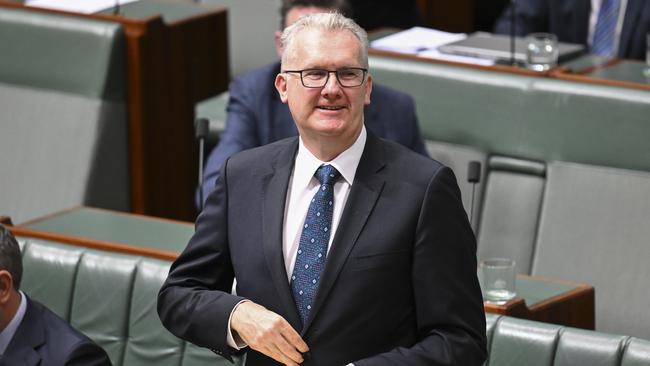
top-left (315, 165), bottom-right (340, 186)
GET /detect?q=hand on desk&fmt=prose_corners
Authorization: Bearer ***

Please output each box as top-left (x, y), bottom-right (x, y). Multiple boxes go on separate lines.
top-left (231, 301), bottom-right (309, 365)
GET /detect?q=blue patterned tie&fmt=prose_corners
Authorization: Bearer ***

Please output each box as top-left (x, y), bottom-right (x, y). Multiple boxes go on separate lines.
top-left (592, 0), bottom-right (620, 57)
top-left (290, 164), bottom-right (340, 324)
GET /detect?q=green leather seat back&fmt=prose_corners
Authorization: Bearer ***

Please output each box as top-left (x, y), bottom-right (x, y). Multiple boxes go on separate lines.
top-left (122, 260), bottom-right (184, 365)
top-left (425, 141), bottom-right (487, 232)
top-left (532, 162), bottom-right (650, 339)
top-left (554, 328), bottom-right (626, 366)
top-left (489, 316), bottom-right (561, 366)
top-left (487, 315), bottom-right (650, 366)
top-left (20, 240), bottom-right (83, 320)
top-left (0, 7), bottom-right (129, 224)
top-left (18, 237), bottom-right (237, 366)
top-left (621, 338), bottom-right (650, 366)
top-left (72, 251), bottom-right (138, 364)
top-left (477, 157), bottom-right (546, 274)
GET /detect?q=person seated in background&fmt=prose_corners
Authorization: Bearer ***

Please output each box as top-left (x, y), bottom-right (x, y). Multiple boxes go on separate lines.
top-left (0, 225), bottom-right (111, 366)
top-left (200, 0), bottom-right (428, 207)
top-left (347, 0), bottom-right (423, 30)
top-left (494, 0), bottom-right (650, 60)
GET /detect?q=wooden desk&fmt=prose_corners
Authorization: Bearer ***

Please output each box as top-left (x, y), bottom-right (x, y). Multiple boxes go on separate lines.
top-left (11, 206), bottom-right (193, 261)
top-left (485, 275), bottom-right (595, 330)
top-left (555, 57), bottom-right (650, 91)
top-left (0, 1), bottom-right (230, 221)
top-left (12, 207), bottom-right (596, 330)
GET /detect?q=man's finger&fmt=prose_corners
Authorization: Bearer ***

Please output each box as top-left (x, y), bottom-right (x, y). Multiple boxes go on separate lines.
top-left (280, 324), bottom-right (309, 353)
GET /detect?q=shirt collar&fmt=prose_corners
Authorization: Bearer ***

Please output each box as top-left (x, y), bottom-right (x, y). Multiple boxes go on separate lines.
top-left (0, 291), bottom-right (27, 355)
top-left (294, 125), bottom-right (367, 189)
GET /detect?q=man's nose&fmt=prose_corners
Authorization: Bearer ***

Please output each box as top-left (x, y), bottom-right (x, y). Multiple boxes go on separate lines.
top-left (321, 71), bottom-right (342, 95)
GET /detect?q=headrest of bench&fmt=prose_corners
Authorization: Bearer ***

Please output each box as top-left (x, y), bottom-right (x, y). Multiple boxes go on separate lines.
top-left (0, 7), bottom-right (125, 100)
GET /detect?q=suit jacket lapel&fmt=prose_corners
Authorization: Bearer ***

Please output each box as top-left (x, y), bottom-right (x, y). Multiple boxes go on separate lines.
top-left (261, 138), bottom-right (303, 330)
top-left (302, 133), bottom-right (386, 334)
top-left (574, 0), bottom-right (590, 44)
top-left (619, 0), bottom-right (642, 57)
top-left (2, 298), bottom-right (43, 366)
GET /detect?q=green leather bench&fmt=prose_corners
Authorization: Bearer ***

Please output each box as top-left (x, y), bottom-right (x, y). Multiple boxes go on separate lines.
top-left (0, 6), bottom-right (130, 224)
top-left (485, 313), bottom-right (650, 366)
top-left (14, 232), bottom-right (650, 366)
top-left (16, 235), bottom-right (242, 366)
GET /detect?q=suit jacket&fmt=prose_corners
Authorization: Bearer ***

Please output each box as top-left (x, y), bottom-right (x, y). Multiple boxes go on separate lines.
top-left (1, 297), bottom-right (111, 366)
top-left (201, 62), bottom-right (428, 206)
top-left (159, 133), bottom-right (487, 365)
top-left (494, 0), bottom-right (650, 59)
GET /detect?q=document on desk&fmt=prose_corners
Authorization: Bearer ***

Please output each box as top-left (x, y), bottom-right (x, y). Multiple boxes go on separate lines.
top-left (370, 27), bottom-right (495, 66)
top-left (26, 0), bottom-right (137, 13)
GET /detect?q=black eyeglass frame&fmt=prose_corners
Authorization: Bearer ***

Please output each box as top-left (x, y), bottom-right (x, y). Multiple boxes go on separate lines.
top-left (282, 67), bottom-right (369, 88)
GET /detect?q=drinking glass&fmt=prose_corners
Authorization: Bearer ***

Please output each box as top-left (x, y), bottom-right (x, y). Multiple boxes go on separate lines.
top-left (480, 258), bottom-right (516, 304)
top-left (526, 33), bottom-right (559, 71)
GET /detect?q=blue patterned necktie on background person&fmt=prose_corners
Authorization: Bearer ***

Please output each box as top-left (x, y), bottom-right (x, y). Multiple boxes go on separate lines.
top-left (290, 164), bottom-right (340, 325)
top-left (592, 0), bottom-right (620, 57)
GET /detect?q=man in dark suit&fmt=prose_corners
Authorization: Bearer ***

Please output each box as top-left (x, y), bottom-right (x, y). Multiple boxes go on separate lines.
top-left (159, 12), bottom-right (486, 366)
top-left (0, 225), bottom-right (111, 366)
top-left (200, 0), bottom-right (427, 207)
top-left (494, 0), bottom-right (650, 60)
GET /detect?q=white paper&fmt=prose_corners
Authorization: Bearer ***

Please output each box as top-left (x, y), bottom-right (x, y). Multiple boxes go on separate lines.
top-left (418, 49), bottom-right (496, 66)
top-left (26, 0), bottom-right (138, 14)
top-left (370, 26), bottom-right (496, 66)
top-left (371, 26), bottom-right (467, 55)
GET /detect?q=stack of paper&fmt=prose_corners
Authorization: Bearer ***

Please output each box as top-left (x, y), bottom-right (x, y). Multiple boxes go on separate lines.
top-left (370, 27), bottom-right (495, 66)
top-left (26, 0), bottom-right (137, 14)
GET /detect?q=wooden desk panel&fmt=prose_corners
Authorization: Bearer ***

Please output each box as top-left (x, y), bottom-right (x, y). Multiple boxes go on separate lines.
top-left (0, 1), bottom-right (229, 221)
top-left (484, 275), bottom-right (595, 330)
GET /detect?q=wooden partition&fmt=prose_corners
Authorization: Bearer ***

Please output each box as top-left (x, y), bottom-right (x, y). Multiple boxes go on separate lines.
top-left (0, 1), bottom-right (230, 221)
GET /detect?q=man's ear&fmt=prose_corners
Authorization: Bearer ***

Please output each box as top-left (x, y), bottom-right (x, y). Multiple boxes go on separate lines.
top-left (275, 73), bottom-right (289, 104)
top-left (364, 73), bottom-right (373, 105)
top-left (0, 270), bottom-right (13, 305)
top-left (274, 30), bottom-right (284, 59)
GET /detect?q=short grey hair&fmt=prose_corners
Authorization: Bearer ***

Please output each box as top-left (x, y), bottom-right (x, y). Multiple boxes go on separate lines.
top-left (281, 12), bottom-right (368, 68)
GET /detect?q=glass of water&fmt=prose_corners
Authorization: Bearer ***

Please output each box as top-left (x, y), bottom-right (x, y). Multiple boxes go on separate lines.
top-left (480, 258), bottom-right (516, 304)
top-left (526, 33), bottom-right (559, 72)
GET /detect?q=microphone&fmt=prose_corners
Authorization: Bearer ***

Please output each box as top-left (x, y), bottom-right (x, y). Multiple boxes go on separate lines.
top-left (467, 161), bottom-right (482, 229)
top-left (195, 118), bottom-right (210, 211)
top-left (510, 0), bottom-right (517, 66)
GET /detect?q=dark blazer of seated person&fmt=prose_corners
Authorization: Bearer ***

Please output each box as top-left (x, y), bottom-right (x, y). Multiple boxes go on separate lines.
top-left (493, 0), bottom-right (650, 60)
top-left (201, 61), bottom-right (428, 206)
top-left (1, 297), bottom-right (112, 366)
top-left (0, 225), bottom-right (111, 366)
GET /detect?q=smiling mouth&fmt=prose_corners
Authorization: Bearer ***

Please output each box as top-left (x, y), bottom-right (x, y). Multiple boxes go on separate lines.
top-left (317, 105), bottom-right (345, 111)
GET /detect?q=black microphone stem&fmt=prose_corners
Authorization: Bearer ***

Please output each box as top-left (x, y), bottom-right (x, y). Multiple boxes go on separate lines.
top-left (510, 0), bottom-right (516, 66)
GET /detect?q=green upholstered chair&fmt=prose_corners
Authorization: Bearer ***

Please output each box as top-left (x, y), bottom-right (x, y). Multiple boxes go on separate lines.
top-left (19, 237), bottom-right (241, 366)
top-left (0, 7), bottom-right (130, 224)
top-left (486, 313), bottom-right (650, 366)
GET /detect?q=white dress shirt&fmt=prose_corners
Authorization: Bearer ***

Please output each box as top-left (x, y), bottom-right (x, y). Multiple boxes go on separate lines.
top-left (588, 0), bottom-right (629, 55)
top-left (0, 291), bottom-right (27, 356)
top-left (282, 127), bottom-right (366, 279)
top-left (226, 126), bottom-right (367, 352)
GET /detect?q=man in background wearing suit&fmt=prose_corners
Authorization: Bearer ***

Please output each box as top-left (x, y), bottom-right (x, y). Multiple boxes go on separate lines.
top-left (200, 0), bottom-right (427, 207)
top-left (494, 0), bottom-right (650, 60)
top-left (159, 12), bottom-right (486, 365)
top-left (0, 225), bottom-right (111, 366)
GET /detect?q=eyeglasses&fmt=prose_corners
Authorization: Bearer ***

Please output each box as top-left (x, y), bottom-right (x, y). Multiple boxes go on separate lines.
top-left (283, 67), bottom-right (368, 88)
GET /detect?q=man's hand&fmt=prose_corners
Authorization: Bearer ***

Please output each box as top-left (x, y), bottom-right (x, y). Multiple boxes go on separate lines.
top-left (231, 301), bottom-right (309, 365)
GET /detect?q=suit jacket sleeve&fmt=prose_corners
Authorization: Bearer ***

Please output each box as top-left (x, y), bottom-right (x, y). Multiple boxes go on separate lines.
top-left (159, 159), bottom-right (246, 359)
top-left (201, 75), bottom-right (262, 207)
top-left (65, 341), bottom-right (112, 366)
top-left (354, 166), bottom-right (487, 365)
